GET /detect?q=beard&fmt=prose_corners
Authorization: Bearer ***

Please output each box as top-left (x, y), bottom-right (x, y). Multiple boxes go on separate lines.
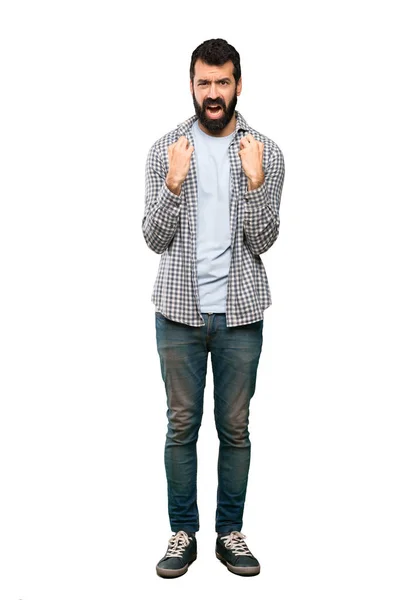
top-left (192, 90), bottom-right (238, 133)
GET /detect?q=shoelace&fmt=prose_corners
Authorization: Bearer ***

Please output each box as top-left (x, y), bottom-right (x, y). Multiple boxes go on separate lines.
top-left (165, 531), bottom-right (192, 558)
top-left (220, 531), bottom-right (252, 556)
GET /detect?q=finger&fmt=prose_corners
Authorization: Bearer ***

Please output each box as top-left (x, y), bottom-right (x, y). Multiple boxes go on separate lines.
top-left (246, 134), bottom-right (254, 143)
top-left (177, 136), bottom-right (189, 148)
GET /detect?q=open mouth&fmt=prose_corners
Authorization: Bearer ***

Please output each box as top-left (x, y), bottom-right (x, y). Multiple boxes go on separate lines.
top-left (206, 105), bottom-right (223, 118)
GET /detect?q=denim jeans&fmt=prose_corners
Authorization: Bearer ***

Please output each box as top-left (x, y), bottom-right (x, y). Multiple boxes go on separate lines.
top-left (155, 311), bottom-right (263, 534)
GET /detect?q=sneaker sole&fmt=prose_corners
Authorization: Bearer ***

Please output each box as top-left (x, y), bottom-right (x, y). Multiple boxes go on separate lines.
top-left (156, 555), bottom-right (197, 578)
top-left (216, 552), bottom-right (260, 576)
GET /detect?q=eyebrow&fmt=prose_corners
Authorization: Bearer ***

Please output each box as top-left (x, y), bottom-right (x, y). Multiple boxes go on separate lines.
top-left (196, 78), bottom-right (232, 84)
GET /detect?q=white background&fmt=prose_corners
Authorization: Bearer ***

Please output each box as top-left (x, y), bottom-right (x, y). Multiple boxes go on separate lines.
top-left (1, 1), bottom-right (399, 598)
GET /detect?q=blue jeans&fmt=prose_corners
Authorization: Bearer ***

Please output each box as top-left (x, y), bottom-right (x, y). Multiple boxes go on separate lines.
top-left (155, 311), bottom-right (263, 534)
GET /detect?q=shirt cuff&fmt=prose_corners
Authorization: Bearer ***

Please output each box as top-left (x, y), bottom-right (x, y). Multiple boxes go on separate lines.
top-left (244, 179), bottom-right (268, 208)
top-left (160, 181), bottom-right (182, 208)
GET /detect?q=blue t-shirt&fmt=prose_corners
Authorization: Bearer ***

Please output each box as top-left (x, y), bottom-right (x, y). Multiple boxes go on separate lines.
top-left (191, 120), bottom-right (235, 313)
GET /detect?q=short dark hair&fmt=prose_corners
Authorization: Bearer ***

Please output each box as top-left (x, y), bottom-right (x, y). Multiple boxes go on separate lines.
top-left (190, 38), bottom-right (241, 83)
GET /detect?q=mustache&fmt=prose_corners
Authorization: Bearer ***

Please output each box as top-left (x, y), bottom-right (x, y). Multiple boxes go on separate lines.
top-left (202, 97), bottom-right (227, 110)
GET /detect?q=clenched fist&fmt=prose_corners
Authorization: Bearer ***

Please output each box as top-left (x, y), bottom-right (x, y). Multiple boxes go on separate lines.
top-left (166, 136), bottom-right (194, 195)
top-left (238, 134), bottom-right (265, 191)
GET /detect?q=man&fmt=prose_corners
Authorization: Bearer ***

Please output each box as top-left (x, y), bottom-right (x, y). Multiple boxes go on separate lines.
top-left (142, 38), bottom-right (285, 578)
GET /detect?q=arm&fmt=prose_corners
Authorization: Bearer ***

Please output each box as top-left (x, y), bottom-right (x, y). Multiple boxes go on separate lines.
top-left (142, 144), bottom-right (183, 255)
top-left (243, 144), bottom-right (285, 256)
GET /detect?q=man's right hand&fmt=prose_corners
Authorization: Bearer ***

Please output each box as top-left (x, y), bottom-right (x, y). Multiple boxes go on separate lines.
top-left (166, 136), bottom-right (194, 195)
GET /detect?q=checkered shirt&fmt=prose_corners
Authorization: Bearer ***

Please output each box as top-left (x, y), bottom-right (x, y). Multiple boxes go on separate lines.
top-left (142, 111), bottom-right (285, 327)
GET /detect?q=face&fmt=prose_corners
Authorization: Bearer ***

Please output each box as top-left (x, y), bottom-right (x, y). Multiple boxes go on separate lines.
top-left (190, 59), bottom-right (242, 134)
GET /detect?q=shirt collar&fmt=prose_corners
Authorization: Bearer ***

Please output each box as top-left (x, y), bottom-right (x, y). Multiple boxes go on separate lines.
top-left (177, 110), bottom-right (250, 137)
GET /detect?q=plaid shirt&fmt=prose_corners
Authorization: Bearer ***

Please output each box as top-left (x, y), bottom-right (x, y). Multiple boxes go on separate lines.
top-left (142, 111), bottom-right (285, 327)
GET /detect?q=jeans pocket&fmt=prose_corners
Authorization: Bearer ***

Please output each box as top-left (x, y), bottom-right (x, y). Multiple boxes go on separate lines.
top-left (155, 311), bottom-right (169, 326)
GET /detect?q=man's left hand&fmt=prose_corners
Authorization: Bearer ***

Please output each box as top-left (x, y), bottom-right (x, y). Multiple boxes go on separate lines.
top-left (238, 134), bottom-right (265, 191)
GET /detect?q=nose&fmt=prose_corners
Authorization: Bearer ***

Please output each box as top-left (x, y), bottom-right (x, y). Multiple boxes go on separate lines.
top-left (209, 81), bottom-right (218, 98)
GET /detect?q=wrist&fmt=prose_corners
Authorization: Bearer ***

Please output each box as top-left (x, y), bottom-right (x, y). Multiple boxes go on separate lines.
top-left (166, 173), bottom-right (182, 196)
top-left (247, 172), bottom-right (265, 191)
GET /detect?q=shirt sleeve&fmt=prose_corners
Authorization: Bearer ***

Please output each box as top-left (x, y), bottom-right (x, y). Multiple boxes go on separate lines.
top-left (243, 143), bottom-right (285, 256)
top-left (142, 143), bottom-right (183, 254)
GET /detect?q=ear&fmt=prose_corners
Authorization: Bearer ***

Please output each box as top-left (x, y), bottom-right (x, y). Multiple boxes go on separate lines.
top-left (190, 79), bottom-right (193, 95)
top-left (236, 77), bottom-right (242, 96)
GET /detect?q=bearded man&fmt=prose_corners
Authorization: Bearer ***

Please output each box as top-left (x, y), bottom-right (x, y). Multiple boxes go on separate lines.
top-left (142, 38), bottom-right (285, 578)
